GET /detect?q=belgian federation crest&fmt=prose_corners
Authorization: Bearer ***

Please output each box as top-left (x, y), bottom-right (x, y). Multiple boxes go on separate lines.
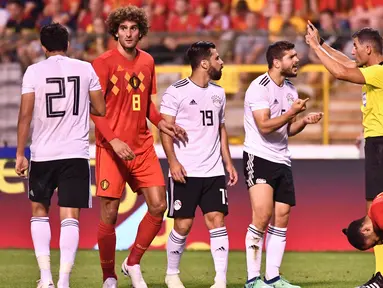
top-left (129, 75), bottom-right (141, 89)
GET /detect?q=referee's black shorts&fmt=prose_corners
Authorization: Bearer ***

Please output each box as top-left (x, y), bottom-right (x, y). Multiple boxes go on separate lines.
top-left (365, 136), bottom-right (383, 200)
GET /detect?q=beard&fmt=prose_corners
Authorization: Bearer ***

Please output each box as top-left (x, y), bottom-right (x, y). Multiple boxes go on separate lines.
top-left (281, 66), bottom-right (298, 78)
top-left (208, 66), bottom-right (222, 81)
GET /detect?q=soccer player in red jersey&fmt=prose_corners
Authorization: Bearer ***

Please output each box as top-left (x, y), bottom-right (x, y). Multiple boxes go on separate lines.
top-left (344, 192), bottom-right (383, 250)
top-left (91, 5), bottom-right (186, 288)
top-left (343, 193), bottom-right (383, 286)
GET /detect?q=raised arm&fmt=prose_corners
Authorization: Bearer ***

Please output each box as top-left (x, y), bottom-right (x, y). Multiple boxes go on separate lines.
top-left (307, 21), bottom-right (357, 68)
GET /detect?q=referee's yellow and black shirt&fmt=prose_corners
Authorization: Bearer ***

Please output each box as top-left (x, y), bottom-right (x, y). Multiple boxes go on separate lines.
top-left (359, 62), bottom-right (383, 138)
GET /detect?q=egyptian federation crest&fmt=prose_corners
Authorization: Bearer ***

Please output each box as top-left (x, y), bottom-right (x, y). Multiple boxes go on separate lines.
top-left (129, 75), bottom-right (141, 89)
top-left (286, 93), bottom-right (294, 106)
top-left (211, 94), bottom-right (223, 108)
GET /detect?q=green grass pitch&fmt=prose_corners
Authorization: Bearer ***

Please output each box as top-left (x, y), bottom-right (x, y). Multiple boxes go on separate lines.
top-left (0, 250), bottom-right (375, 287)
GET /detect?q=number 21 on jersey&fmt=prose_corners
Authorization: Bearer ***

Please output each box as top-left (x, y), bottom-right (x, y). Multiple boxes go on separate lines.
top-left (132, 94), bottom-right (140, 111)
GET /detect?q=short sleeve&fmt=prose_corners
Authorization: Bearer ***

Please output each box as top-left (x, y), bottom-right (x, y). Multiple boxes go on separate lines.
top-left (359, 65), bottom-right (383, 89)
top-left (21, 66), bottom-right (35, 94)
top-left (220, 92), bottom-right (226, 124)
top-left (369, 193), bottom-right (383, 230)
top-left (88, 63), bottom-right (102, 91)
top-left (245, 83), bottom-right (270, 111)
top-left (160, 86), bottom-right (179, 117)
top-left (150, 64), bottom-right (157, 96)
top-left (92, 57), bottom-right (109, 95)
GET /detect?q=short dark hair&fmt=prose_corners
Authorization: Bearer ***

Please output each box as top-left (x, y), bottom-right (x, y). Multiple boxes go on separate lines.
top-left (107, 5), bottom-right (149, 41)
top-left (343, 217), bottom-right (368, 250)
top-left (266, 41), bottom-right (295, 69)
top-left (320, 9), bottom-right (335, 17)
top-left (6, 0), bottom-right (24, 7)
top-left (186, 41), bottom-right (216, 70)
top-left (352, 27), bottom-right (383, 54)
top-left (40, 23), bottom-right (69, 52)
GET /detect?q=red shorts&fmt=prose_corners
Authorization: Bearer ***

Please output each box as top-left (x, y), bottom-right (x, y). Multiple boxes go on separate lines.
top-left (95, 145), bottom-right (165, 199)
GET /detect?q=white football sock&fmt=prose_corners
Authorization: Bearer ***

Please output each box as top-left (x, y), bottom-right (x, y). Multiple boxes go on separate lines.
top-left (246, 224), bottom-right (264, 280)
top-left (31, 217), bottom-right (53, 284)
top-left (265, 225), bottom-right (287, 281)
top-left (167, 229), bottom-right (187, 275)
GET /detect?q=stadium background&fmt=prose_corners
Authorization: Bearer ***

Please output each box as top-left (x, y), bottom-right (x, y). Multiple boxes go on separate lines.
top-left (0, 0), bottom-right (382, 253)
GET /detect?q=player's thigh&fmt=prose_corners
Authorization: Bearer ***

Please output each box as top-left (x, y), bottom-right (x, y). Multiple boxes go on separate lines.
top-left (129, 146), bottom-right (165, 193)
top-left (365, 137), bottom-right (383, 200)
top-left (28, 160), bottom-right (58, 207)
top-left (95, 146), bottom-right (127, 199)
top-left (167, 177), bottom-right (202, 219)
top-left (243, 152), bottom-right (275, 215)
top-left (200, 176), bottom-right (228, 216)
top-left (57, 158), bottom-right (91, 208)
top-left (274, 165), bottom-right (296, 207)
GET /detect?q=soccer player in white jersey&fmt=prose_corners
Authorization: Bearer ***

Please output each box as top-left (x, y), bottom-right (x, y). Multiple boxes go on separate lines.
top-left (243, 41), bottom-right (323, 288)
top-left (15, 23), bottom-right (105, 288)
top-left (160, 41), bottom-right (238, 288)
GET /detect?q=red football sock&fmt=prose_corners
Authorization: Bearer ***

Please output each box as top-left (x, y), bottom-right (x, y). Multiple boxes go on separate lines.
top-left (127, 212), bottom-right (163, 266)
top-left (98, 221), bottom-right (117, 281)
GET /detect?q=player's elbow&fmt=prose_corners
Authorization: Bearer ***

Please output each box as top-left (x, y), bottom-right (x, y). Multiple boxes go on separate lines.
top-left (258, 126), bottom-right (273, 136)
top-left (332, 66), bottom-right (348, 80)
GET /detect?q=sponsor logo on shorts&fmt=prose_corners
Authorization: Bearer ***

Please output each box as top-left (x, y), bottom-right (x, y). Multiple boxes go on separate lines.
top-left (100, 179), bottom-right (109, 190)
top-left (256, 178), bottom-right (267, 184)
top-left (174, 200), bottom-right (182, 211)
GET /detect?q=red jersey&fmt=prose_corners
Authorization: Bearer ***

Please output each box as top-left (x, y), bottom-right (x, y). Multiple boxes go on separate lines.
top-left (369, 192), bottom-right (383, 230)
top-left (91, 48), bottom-right (162, 155)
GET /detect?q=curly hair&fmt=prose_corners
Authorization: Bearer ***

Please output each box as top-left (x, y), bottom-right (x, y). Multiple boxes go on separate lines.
top-left (106, 5), bottom-right (149, 41)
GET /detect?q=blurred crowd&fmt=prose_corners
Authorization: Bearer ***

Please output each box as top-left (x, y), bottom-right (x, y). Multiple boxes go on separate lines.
top-left (0, 0), bottom-right (382, 71)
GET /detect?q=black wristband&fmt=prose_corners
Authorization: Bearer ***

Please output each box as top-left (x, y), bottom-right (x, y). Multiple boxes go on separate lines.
top-left (320, 37), bottom-right (325, 46)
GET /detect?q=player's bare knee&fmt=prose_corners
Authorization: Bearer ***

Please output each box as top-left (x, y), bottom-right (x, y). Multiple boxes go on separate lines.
top-left (272, 202), bottom-right (291, 227)
top-left (204, 212), bottom-right (225, 230)
top-left (147, 200), bottom-right (167, 217)
top-left (31, 202), bottom-right (49, 217)
top-left (100, 198), bottom-right (119, 224)
top-left (60, 207), bottom-right (80, 221)
top-left (174, 218), bottom-right (193, 236)
top-left (252, 209), bottom-right (272, 231)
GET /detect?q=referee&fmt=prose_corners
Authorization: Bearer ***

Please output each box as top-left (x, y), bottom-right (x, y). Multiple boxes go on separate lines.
top-left (306, 22), bottom-right (383, 288)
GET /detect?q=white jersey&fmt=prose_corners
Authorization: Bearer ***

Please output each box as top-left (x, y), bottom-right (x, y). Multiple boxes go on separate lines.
top-left (21, 55), bottom-right (101, 161)
top-left (160, 78), bottom-right (226, 177)
top-left (244, 73), bottom-right (298, 166)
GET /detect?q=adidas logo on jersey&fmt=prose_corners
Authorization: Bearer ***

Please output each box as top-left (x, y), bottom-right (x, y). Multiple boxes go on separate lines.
top-left (189, 99), bottom-right (197, 105)
top-left (273, 99), bottom-right (279, 104)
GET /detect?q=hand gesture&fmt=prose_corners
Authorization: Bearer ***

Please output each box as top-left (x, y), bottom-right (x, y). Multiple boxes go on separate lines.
top-left (226, 163), bottom-right (238, 186)
top-left (290, 98), bottom-right (309, 115)
top-left (158, 119), bottom-right (188, 144)
top-left (15, 155), bottom-right (28, 178)
top-left (303, 112), bottom-right (324, 124)
top-left (110, 138), bottom-right (135, 160)
top-left (170, 160), bottom-right (187, 183)
top-left (305, 20), bottom-right (320, 47)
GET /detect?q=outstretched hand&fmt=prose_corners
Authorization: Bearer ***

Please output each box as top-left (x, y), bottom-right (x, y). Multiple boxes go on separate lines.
top-left (303, 112), bottom-right (324, 124)
top-left (158, 119), bottom-right (188, 144)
